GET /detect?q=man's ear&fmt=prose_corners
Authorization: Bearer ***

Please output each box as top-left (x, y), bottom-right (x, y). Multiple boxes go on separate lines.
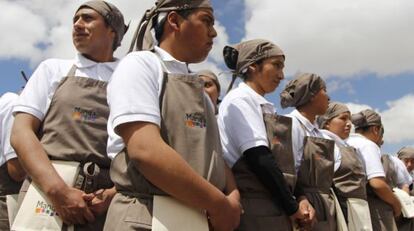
top-left (248, 64), bottom-right (257, 73)
top-left (371, 126), bottom-right (379, 135)
top-left (166, 11), bottom-right (182, 31)
top-left (325, 121), bottom-right (330, 129)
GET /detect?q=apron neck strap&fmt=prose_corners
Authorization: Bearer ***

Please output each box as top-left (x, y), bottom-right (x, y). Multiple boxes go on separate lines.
top-left (67, 65), bottom-right (78, 76)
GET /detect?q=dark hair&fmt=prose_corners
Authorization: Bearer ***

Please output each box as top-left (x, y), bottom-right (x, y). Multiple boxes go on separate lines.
top-left (355, 126), bottom-right (371, 134)
top-left (223, 45), bottom-right (265, 80)
top-left (355, 124), bottom-right (383, 135)
top-left (242, 58), bottom-right (264, 80)
top-left (154, 9), bottom-right (195, 42)
top-left (223, 46), bottom-right (238, 70)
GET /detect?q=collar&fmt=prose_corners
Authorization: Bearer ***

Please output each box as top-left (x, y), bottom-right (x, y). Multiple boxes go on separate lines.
top-left (154, 46), bottom-right (189, 69)
top-left (347, 133), bottom-right (379, 147)
top-left (74, 53), bottom-right (119, 71)
top-left (291, 109), bottom-right (318, 133)
top-left (320, 129), bottom-right (347, 146)
top-left (238, 82), bottom-right (274, 113)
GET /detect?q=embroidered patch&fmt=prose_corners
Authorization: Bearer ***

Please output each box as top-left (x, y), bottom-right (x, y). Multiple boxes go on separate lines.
top-left (72, 107), bottom-right (97, 122)
top-left (314, 153), bottom-right (326, 161)
top-left (35, 200), bottom-right (58, 217)
top-left (185, 112), bottom-right (206, 128)
top-left (271, 135), bottom-right (281, 145)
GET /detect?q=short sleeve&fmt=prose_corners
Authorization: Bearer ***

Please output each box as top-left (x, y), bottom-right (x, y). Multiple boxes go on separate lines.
top-left (359, 144), bottom-right (385, 180)
top-left (108, 52), bottom-right (163, 133)
top-left (221, 98), bottom-right (268, 153)
top-left (1, 93), bottom-right (19, 162)
top-left (13, 60), bottom-right (56, 120)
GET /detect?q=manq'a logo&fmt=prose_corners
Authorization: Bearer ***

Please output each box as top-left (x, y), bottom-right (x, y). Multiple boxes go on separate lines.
top-left (72, 107), bottom-right (97, 122)
top-left (185, 112), bottom-right (206, 128)
top-left (35, 200), bottom-right (58, 217)
top-left (314, 152), bottom-right (326, 161)
top-left (271, 132), bottom-right (281, 145)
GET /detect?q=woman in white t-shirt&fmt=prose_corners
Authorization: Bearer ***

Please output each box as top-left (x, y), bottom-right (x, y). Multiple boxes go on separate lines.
top-left (347, 109), bottom-right (401, 231)
top-left (218, 39), bottom-right (314, 230)
top-left (197, 70), bottom-right (221, 114)
top-left (317, 102), bottom-right (373, 230)
top-left (280, 73), bottom-right (342, 231)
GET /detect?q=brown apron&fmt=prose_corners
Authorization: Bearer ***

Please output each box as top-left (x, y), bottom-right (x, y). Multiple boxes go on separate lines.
top-left (381, 155), bottom-right (398, 189)
top-left (332, 144), bottom-right (373, 230)
top-left (0, 162), bottom-right (23, 230)
top-left (363, 155), bottom-right (398, 231)
top-left (231, 108), bottom-right (296, 231)
top-left (296, 123), bottom-right (336, 231)
top-left (381, 155), bottom-right (413, 231)
top-left (104, 69), bottom-right (226, 230)
top-left (17, 65), bottom-right (113, 231)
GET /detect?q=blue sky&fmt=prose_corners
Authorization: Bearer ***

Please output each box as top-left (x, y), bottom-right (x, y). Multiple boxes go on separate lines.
top-left (1, 0), bottom-right (413, 154)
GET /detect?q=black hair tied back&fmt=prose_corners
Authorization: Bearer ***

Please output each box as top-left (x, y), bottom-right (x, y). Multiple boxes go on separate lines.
top-left (223, 46), bottom-right (238, 70)
top-left (351, 112), bottom-right (368, 128)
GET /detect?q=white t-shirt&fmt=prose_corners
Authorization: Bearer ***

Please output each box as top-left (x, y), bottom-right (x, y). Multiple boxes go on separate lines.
top-left (388, 155), bottom-right (412, 187)
top-left (287, 109), bottom-right (341, 173)
top-left (13, 54), bottom-right (119, 120)
top-left (217, 82), bottom-right (275, 167)
top-left (13, 54), bottom-right (120, 159)
top-left (107, 46), bottom-right (195, 159)
top-left (0, 92), bottom-right (19, 166)
top-left (347, 133), bottom-right (385, 180)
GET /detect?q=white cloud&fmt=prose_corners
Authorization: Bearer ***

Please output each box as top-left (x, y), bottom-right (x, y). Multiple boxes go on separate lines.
top-left (382, 94), bottom-right (414, 144)
top-left (345, 102), bottom-right (373, 115)
top-left (244, 0), bottom-right (414, 77)
top-left (0, 0), bottom-right (230, 76)
top-left (0, 0), bottom-right (152, 66)
top-left (327, 79), bottom-right (355, 94)
top-left (0, 1), bottom-right (47, 62)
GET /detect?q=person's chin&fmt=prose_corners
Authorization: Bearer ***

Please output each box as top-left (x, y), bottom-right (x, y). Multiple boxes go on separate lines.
top-left (191, 53), bottom-right (209, 63)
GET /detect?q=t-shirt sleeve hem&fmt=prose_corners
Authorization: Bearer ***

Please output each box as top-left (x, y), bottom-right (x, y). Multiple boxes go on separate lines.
top-left (240, 140), bottom-right (268, 153)
top-left (112, 114), bottom-right (161, 132)
top-left (367, 172), bottom-right (386, 180)
top-left (13, 106), bottom-right (44, 120)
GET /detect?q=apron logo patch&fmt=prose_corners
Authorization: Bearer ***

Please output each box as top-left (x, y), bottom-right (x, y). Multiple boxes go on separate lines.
top-left (271, 135), bottom-right (281, 145)
top-left (185, 112), bottom-right (206, 128)
top-left (35, 200), bottom-right (58, 217)
top-left (72, 107), bottom-right (97, 122)
top-left (314, 153), bottom-right (326, 160)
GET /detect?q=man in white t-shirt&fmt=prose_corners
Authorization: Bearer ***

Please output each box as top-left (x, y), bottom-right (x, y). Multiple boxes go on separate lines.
top-left (347, 109), bottom-right (401, 230)
top-left (386, 155), bottom-right (413, 192)
top-left (11, 1), bottom-right (127, 228)
top-left (0, 92), bottom-right (26, 230)
top-left (104, 0), bottom-right (241, 230)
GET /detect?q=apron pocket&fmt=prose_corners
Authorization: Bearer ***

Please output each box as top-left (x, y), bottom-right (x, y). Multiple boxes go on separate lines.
top-left (124, 197), bottom-right (153, 229)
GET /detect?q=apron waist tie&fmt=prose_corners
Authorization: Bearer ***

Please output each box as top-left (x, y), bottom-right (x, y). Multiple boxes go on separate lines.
top-left (117, 191), bottom-right (159, 199)
top-left (303, 187), bottom-right (330, 194)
